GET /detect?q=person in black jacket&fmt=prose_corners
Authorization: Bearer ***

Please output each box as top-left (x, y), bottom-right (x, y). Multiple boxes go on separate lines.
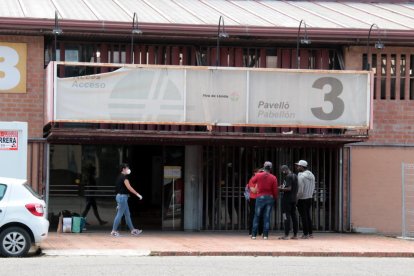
top-left (278, 165), bottom-right (299, 240)
top-left (81, 164), bottom-right (107, 226)
top-left (110, 163), bottom-right (143, 237)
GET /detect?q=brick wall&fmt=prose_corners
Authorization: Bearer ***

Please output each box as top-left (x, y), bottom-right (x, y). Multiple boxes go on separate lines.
top-left (370, 100), bottom-right (414, 144)
top-left (345, 46), bottom-right (414, 144)
top-left (0, 35), bottom-right (44, 138)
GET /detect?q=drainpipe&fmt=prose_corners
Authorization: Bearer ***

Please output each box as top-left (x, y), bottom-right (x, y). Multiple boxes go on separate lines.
top-left (347, 146), bottom-right (352, 232)
top-left (45, 143), bottom-right (50, 216)
top-left (338, 147), bottom-right (343, 232)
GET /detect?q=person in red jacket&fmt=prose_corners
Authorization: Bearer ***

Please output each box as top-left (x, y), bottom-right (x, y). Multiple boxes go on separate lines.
top-left (251, 161), bottom-right (278, 240)
top-left (246, 168), bottom-right (263, 236)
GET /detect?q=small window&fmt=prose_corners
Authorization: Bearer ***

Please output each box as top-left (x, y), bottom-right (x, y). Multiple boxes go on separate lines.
top-left (23, 184), bottom-right (42, 200)
top-left (0, 184), bottom-right (7, 201)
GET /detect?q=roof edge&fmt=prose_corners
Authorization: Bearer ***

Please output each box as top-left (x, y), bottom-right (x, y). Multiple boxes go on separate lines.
top-left (1, 17), bottom-right (414, 43)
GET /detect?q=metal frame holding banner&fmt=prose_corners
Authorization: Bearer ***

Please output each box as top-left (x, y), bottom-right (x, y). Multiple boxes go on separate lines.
top-left (48, 61), bottom-right (372, 129)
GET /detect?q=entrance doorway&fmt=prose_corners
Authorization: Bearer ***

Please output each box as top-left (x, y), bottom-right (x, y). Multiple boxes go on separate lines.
top-left (126, 145), bottom-right (185, 230)
top-left (127, 145), bottom-right (163, 230)
top-left (47, 144), bottom-right (184, 231)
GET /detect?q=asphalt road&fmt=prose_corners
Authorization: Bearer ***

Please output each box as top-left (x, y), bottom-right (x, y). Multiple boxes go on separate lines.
top-left (1, 256), bottom-right (413, 276)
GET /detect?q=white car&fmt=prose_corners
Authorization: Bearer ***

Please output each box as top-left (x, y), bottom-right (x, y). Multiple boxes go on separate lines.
top-left (0, 177), bottom-right (49, 257)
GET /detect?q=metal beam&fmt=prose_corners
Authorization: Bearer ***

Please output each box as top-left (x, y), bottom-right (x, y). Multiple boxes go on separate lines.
top-left (45, 127), bottom-right (368, 145)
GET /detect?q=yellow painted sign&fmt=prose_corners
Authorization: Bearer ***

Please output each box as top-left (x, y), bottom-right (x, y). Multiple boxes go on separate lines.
top-left (0, 42), bottom-right (27, 93)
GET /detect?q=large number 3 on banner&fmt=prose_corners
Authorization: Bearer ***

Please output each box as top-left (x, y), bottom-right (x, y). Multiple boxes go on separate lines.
top-left (311, 77), bottom-right (345, 121)
top-left (0, 46), bottom-right (21, 90)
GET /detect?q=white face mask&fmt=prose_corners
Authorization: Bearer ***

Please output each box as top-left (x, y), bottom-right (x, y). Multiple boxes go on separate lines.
top-left (125, 168), bottom-right (131, 175)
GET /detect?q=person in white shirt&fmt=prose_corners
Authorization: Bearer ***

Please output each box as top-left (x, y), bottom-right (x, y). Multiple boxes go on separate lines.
top-left (295, 160), bottom-right (315, 239)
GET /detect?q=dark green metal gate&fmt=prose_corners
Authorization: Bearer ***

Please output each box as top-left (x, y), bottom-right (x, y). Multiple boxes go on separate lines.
top-left (202, 145), bottom-right (341, 232)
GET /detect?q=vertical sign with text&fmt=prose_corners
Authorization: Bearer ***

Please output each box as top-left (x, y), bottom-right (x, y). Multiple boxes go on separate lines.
top-left (0, 122), bottom-right (27, 179)
top-left (0, 130), bottom-right (19, 150)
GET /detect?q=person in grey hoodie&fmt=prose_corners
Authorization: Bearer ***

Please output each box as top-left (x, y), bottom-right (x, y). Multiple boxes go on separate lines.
top-left (295, 160), bottom-right (315, 239)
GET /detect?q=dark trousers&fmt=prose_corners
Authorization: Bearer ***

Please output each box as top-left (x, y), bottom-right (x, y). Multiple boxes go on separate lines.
top-left (82, 197), bottom-right (103, 222)
top-left (282, 201), bottom-right (298, 236)
top-left (248, 198), bottom-right (263, 235)
top-left (297, 198), bottom-right (313, 236)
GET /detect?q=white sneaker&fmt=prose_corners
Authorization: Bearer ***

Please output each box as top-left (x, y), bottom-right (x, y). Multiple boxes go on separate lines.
top-left (131, 229), bottom-right (142, 236)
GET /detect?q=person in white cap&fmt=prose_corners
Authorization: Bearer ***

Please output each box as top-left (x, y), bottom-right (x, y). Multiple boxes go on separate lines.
top-left (295, 160), bottom-right (315, 239)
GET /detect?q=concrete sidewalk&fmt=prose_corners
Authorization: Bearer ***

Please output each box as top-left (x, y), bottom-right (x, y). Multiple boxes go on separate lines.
top-left (41, 231), bottom-right (414, 257)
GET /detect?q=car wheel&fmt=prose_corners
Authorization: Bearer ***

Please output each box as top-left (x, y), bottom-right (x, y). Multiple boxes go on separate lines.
top-left (0, 227), bottom-right (31, 257)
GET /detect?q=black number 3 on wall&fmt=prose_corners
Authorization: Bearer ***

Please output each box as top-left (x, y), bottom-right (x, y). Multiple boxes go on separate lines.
top-left (311, 77), bottom-right (344, 121)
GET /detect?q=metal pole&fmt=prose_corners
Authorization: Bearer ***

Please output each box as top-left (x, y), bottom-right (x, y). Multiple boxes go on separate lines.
top-left (198, 147), bottom-right (203, 230)
top-left (225, 147), bottom-right (228, 230)
top-left (366, 23), bottom-right (376, 71)
top-left (402, 162), bottom-right (406, 238)
top-left (348, 146), bottom-right (352, 232)
top-left (131, 12), bottom-right (137, 64)
top-left (204, 145), bottom-right (209, 229)
top-left (338, 147), bottom-right (343, 232)
top-left (212, 147), bottom-right (216, 230)
top-left (172, 178), bottom-right (175, 229)
top-left (45, 143), bottom-right (50, 216)
top-left (296, 20), bottom-right (303, 69)
top-left (53, 11), bottom-right (62, 62)
top-left (216, 16), bottom-right (228, 66)
top-left (131, 34), bottom-right (134, 64)
top-left (328, 149), bottom-right (335, 231)
top-left (131, 12), bottom-right (142, 64)
top-left (216, 16), bottom-right (223, 66)
top-left (54, 34), bottom-right (57, 61)
top-left (216, 35), bottom-right (219, 66)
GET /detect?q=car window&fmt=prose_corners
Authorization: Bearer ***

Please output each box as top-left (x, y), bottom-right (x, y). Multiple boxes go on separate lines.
top-left (0, 184), bottom-right (6, 201)
top-left (23, 184), bottom-right (42, 200)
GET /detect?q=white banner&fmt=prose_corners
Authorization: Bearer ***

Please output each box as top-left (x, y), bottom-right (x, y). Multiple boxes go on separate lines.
top-left (248, 71), bottom-right (370, 127)
top-left (55, 66), bottom-right (371, 129)
top-left (186, 69), bottom-right (247, 124)
top-left (56, 68), bottom-right (185, 122)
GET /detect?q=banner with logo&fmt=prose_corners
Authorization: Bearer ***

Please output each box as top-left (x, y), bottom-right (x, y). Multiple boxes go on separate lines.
top-left (186, 69), bottom-right (247, 124)
top-left (54, 66), bottom-right (371, 129)
top-left (56, 68), bottom-right (185, 122)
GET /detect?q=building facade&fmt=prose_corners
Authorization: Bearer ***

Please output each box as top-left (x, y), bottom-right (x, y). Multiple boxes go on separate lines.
top-left (0, 0), bottom-right (413, 234)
